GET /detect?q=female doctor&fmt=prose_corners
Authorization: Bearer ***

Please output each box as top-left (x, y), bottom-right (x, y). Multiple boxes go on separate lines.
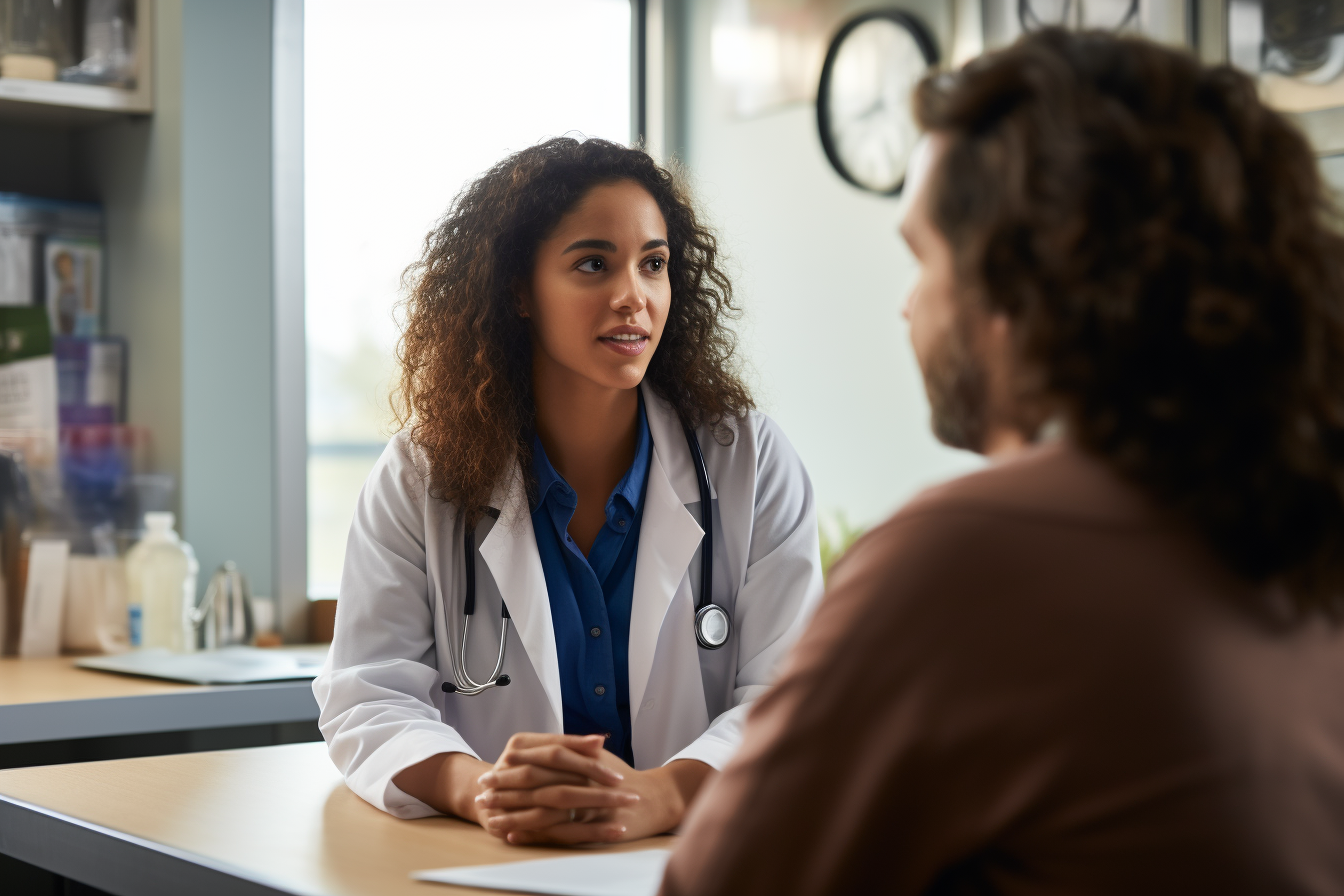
top-left (314, 137), bottom-right (823, 846)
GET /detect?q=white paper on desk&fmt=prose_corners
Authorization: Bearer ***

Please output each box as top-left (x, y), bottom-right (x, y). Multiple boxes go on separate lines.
top-left (18, 539), bottom-right (70, 657)
top-left (413, 849), bottom-right (671, 896)
top-left (76, 645), bottom-right (328, 684)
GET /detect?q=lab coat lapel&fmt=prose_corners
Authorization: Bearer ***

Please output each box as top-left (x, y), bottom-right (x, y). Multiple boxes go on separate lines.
top-left (478, 465), bottom-right (564, 730)
top-left (628, 389), bottom-right (710, 725)
top-left (640, 384), bottom-right (716, 504)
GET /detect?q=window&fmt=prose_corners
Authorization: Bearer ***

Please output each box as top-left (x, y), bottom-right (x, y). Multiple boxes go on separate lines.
top-left (305, 0), bottom-right (633, 597)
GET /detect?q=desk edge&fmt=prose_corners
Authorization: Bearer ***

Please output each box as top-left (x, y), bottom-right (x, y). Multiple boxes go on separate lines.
top-left (0, 791), bottom-right (317, 896)
top-left (0, 682), bottom-right (320, 745)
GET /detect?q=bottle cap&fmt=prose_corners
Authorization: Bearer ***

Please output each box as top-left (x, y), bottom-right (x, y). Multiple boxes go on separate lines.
top-left (144, 511), bottom-right (175, 532)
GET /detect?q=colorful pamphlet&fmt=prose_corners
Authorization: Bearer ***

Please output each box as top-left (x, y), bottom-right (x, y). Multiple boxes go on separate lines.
top-left (55, 336), bottom-right (125, 425)
top-left (46, 239), bottom-right (103, 337)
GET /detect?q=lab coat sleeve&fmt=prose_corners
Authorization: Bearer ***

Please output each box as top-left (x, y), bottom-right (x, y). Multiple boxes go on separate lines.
top-left (312, 434), bottom-right (478, 819)
top-left (667, 414), bottom-right (825, 770)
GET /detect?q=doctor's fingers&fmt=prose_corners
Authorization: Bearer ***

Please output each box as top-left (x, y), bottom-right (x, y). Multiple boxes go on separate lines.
top-left (490, 745), bottom-right (624, 787)
top-left (485, 808), bottom-right (626, 843)
top-left (502, 732), bottom-right (607, 757)
top-left (482, 806), bottom-right (572, 836)
top-left (478, 765), bottom-right (591, 791)
top-left (476, 785), bottom-right (639, 811)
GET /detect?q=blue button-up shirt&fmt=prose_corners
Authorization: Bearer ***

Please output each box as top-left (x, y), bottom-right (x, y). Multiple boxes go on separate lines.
top-left (530, 400), bottom-right (651, 764)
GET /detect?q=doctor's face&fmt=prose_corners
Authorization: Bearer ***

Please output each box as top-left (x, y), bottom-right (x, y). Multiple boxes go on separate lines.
top-left (900, 136), bottom-right (989, 452)
top-left (523, 180), bottom-right (672, 394)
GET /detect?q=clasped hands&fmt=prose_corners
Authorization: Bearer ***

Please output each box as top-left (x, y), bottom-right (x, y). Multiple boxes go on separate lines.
top-left (471, 733), bottom-right (691, 845)
top-left (394, 732), bottom-right (713, 845)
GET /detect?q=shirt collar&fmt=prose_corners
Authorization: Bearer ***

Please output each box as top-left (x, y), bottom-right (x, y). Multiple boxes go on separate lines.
top-left (611, 394), bottom-right (652, 515)
top-left (529, 392), bottom-right (652, 515)
top-left (531, 431), bottom-right (573, 511)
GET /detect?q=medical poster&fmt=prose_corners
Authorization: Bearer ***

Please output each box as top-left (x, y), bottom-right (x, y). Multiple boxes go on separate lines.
top-left (45, 239), bottom-right (102, 337)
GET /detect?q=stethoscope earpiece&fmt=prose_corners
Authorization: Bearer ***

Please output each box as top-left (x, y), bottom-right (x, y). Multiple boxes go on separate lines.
top-left (443, 674), bottom-right (508, 694)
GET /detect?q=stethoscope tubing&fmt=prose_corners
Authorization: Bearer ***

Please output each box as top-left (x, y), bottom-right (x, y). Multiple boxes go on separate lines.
top-left (682, 424), bottom-right (715, 616)
top-left (443, 526), bottom-right (512, 695)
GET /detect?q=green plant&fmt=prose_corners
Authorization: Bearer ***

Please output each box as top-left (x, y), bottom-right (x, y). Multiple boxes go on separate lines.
top-left (818, 511), bottom-right (866, 582)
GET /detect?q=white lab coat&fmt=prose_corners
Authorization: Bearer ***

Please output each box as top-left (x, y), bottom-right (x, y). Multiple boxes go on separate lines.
top-left (313, 384), bottom-right (824, 819)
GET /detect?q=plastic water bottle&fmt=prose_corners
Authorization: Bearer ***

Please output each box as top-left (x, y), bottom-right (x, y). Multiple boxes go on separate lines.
top-left (125, 512), bottom-right (200, 651)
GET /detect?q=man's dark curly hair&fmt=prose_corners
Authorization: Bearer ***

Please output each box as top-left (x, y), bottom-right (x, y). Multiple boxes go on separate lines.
top-left (916, 29), bottom-right (1344, 614)
top-left (394, 137), bottom-right (751, 524)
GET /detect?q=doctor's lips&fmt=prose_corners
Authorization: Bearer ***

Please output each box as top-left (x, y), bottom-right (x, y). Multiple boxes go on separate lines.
top-left (599, 325), bottom-right (650, 356)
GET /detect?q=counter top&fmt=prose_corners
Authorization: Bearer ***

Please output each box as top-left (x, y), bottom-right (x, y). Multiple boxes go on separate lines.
top-left (0, 741), bottom-right (676, 896)
top-left (0, 655), bottom-right (200, 705)
top-left (0, 653), bottom-right (323, 745)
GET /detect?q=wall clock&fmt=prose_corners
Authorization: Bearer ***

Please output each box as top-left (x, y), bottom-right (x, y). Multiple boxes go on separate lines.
top-left (816, 9), bottom-right (939, 195)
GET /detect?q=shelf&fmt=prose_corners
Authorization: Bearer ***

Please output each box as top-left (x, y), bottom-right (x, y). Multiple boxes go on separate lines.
top-left (0, 0), bottom-right (154, 128)
top-left (0, 78), bottom-right (151, 126)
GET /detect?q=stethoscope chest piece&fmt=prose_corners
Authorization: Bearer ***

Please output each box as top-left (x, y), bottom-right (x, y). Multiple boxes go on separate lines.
top-left (694, 603), bottom-right (731, 650)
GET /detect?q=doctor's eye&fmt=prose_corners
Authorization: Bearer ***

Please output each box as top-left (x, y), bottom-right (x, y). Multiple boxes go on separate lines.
top-left (576, 257), bottom-right (606, 273)
top-left (642, 256), bottom-right (666, 273)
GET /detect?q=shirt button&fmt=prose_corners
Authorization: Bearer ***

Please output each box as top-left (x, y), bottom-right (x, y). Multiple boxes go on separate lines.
top-left (617, 518), bottom-right (627, 527)
top-left (593, 685), bottom-right (606, 696)
top-left (589, 627), bottom-right (602, 638)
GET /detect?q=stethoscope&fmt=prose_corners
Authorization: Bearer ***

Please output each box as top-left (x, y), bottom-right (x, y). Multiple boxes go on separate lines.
top-left (443, 424), bottom-right (730, 696)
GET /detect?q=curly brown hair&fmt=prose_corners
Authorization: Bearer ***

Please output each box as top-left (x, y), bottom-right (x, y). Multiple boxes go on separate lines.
top-left (393, 137), bottom-right (752, 523)
top-left (916, 29), bottom-right (1344, 614)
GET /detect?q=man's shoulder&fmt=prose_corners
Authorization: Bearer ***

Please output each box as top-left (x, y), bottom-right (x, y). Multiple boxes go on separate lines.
top-left (900, 440), bottom-right (1154, 530)
top-left (829, 442), bottom-right (1160, 597)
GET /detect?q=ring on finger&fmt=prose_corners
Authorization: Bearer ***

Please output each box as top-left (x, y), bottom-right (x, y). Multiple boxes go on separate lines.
top-left (569, 808), bottom-right (578, 823)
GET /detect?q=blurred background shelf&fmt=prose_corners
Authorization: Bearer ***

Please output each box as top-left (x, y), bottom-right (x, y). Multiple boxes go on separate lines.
top-left (0, 0), bottom-right (153, 126)
top-left (0, 77), bottom-right (151, 125)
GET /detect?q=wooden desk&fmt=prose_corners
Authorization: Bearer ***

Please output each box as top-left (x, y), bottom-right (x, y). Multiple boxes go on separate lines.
top-left (0, 654), bottom-right (322, 746)
top-left (0, 742), bottom-right (676, 896)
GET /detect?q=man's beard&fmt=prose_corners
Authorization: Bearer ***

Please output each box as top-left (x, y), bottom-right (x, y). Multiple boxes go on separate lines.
top-left (922, 317), bottom-right (988, 453)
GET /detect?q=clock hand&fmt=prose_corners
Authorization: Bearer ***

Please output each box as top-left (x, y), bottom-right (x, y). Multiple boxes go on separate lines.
top-left (854, 98), bottom-right (887, 122)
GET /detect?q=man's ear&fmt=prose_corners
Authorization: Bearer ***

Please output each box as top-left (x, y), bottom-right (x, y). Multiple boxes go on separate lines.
top-left (988, 311), bottom-right (1012, 343)
top-left (981, 309), bottom-right (1016, 397)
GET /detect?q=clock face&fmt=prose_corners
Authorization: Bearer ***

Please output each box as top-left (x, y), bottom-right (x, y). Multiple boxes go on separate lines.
top-left (817, 12), bottom-right (938, 194)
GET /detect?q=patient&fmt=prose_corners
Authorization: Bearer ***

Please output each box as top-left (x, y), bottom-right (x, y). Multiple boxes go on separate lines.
top-left (662, 28), bottom-right (1344, 895)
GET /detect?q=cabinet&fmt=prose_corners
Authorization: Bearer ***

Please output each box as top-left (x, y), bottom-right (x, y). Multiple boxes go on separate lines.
top-left (1, 0), bottom-right (305, 642)
top-left (0, 0), bottom-right (153, 124)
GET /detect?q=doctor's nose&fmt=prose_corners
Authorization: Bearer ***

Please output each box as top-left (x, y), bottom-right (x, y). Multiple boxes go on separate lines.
top-left (611, 268), bottom-right (648, 315)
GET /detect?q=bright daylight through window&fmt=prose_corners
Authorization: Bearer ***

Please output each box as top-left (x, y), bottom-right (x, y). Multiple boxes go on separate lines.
top-left (305, 0), bottom-right (632, 597)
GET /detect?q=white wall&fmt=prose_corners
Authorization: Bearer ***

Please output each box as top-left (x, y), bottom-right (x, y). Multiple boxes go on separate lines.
top-left (1321, 154), bottom-right (1344, 193)
top-left (681, 1), bottom-right (980, 532)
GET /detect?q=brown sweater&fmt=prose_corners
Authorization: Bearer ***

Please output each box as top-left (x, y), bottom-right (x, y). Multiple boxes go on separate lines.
top-left (661, 443), bottom-right (1344, 895)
